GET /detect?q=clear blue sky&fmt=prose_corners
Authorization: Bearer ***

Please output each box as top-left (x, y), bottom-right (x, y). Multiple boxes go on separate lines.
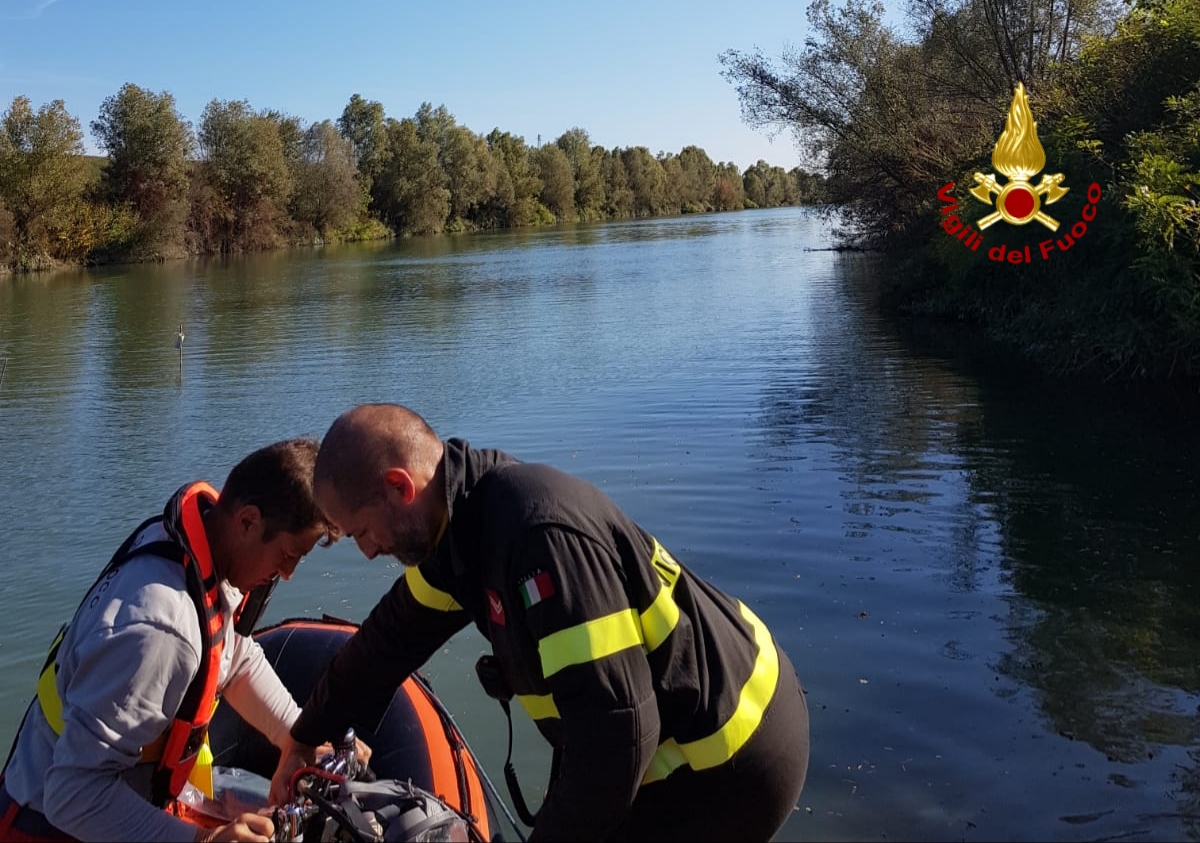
top-left (0, 0), bottom-right (862, 172)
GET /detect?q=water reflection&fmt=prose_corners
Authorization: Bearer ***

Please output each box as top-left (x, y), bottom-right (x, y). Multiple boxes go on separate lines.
top-left (751, 252), bottom-right (1200, 839)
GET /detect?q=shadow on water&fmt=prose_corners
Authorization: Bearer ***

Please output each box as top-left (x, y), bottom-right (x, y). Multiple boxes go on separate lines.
top-left (902, 312), bottom-right (1200, 836)
top-left (755, 252), bottom-right (1200, 839)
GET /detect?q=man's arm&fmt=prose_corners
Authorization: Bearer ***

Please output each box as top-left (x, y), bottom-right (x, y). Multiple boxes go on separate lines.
top-left (220, 632), bottom-right (301, 749)
top-left (42, 621), bottom-right (207, 843)
top-left (270, 567), bottom-right (469, 805)
top-left (511, 527), bottom-right (660, 843)
top-left (289, 565), bottom-right (470, 747)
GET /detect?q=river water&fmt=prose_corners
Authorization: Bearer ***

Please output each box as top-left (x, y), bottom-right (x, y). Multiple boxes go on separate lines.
top-left (1, 207), bottom-right (1198, 841)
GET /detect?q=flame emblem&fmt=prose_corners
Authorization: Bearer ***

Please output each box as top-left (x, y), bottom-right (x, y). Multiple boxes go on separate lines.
top-left (970, 83), bottom-right (1068, 230)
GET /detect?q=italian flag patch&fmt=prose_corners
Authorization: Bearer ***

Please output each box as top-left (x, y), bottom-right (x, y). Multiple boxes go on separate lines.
top-left (519, 570), bottom-right (555, 608)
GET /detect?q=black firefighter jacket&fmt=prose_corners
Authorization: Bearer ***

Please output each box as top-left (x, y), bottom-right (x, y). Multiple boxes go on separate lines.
top-left (291, 439), bottom-right (783, 841)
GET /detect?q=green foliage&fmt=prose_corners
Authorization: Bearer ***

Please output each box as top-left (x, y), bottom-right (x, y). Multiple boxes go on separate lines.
top-left (338, 94), bottom-right (387, 181)
top-left (374, 117), bottom-right (449, 236)
top-left (0, 96), bottom-right (89, 267)
top-left (486, 129), bottom-right (544, 227)
top-left (291, 119), bottom-right (361, 239)
top-left (91, 83), bottom-right (193, 258)
top-left (1, 89), bottom-right (808, 272)
top-left (331, 214), bottom-right (391, 243)
top-left (193, 99), bottom-right (295, 252)
top-left (441, 124), bottom-right (499, 223)
top-left (534, 144), bottom-right (575, 222)
top-left (555, 128), bottom-right (605, 220)
top-left (743, 160), bottom-right (806, 207)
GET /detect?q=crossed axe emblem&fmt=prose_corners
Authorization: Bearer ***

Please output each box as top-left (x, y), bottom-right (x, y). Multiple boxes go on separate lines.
top-left (970, 171), bottom-right (1069, 231)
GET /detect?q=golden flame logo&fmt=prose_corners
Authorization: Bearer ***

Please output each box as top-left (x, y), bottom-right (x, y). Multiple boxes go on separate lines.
top-left (970, 83), bottom-right (1068, 230)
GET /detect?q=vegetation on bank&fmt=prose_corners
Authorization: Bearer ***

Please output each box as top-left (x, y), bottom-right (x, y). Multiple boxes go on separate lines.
top-left (722, 0), bottom-right (1200, 388)
top-left (0, 88), bottom-right (826, 273)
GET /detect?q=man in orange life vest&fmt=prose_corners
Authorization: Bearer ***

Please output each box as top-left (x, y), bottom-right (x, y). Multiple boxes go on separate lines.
top-left (271, 404), bottom-right (810, 842)
top-left (0, 438), bottom-right (354, 843)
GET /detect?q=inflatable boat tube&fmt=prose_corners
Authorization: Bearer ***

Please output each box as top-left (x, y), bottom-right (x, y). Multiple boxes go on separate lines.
top-left (206, 616), bottom-right (497, 841)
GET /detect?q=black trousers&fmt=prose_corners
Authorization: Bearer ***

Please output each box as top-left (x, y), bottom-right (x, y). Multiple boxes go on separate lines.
top-left (608, 646), bottom-right (810, 843)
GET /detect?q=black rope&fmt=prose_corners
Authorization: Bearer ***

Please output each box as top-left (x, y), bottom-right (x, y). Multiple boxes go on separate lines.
top-left (499, 699), bottom-right (538, 828)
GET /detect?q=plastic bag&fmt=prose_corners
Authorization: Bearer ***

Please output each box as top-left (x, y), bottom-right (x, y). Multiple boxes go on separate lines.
top-left (176, 765), bottom-right (272, 822)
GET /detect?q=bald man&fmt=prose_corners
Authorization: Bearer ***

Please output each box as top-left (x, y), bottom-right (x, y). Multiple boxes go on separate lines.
top-left (272, 404), bottom-right (809, 842)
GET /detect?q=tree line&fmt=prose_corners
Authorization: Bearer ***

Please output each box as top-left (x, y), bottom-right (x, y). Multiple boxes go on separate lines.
top-left (0, 89), bottom-right (826, 272)
top-left (722, 0), bottom-right (1200, 388)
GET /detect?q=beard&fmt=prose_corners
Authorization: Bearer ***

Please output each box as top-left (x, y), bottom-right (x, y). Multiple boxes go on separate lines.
top-left (387, 514), bottom-right (436, 567)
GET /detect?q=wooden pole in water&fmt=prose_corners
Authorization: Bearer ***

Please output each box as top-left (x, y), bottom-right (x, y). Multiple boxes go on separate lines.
top-left (0, 357), bottom-right (7, 391)
top-left (175, 324), bottom-right (185, 382)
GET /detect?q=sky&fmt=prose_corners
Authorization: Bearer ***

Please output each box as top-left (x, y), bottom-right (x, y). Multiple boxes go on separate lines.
top-left (0, 0), bottom-right (861, 172)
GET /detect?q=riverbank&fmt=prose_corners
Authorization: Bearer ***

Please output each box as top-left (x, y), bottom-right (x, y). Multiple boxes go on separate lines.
top-left (0, 203), bottom-right (816, 277)
top-left (875, 193), bottom-right (1200, 398)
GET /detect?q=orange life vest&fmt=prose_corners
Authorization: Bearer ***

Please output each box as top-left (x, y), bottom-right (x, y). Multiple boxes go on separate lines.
top-left (151, 481), bottom-right (226, 805)
top-left (34, 481), bottom-right (242, 807)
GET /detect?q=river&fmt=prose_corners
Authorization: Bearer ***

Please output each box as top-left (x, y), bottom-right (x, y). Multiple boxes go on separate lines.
top-left (1, 207), bottom-right (1198, 841)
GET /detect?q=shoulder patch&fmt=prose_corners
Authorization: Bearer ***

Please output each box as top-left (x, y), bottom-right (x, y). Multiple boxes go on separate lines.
top-left (485, 588), bottom-right (505, 626)
top-left (517, 569), bottom-right (555, 608)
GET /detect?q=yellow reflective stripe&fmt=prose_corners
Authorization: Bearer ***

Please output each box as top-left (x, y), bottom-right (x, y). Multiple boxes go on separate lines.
top-left (538, 609), bottom-right (643, 679)
top-left (641, 587), bottom-right (679, 652)
top-left (406, 566), bottom-right (462, 612)
top-left (641, 539), bottom-right (682, 651)
top-left (516, 693), bottom-right (560, 721)
top-left (642, 739), bottom-right (687, 783)
top-left (36, 661), bottom-right (65, 735)
top-left (642, 602), bottom-right (779, 784)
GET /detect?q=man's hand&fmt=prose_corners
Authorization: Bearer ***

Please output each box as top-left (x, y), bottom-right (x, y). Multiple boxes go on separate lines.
top-left (324, 734), bottom-right (372, 771)
top-left (269, 736), bottom-right (318, 806)
top-left (269, 734), bottom-right (374, 805)
top-left (194, 812), bottom-right (275, 842)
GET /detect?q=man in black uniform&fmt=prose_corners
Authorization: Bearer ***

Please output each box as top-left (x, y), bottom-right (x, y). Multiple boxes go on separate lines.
top-left (271, 404), bottom-right (809, 842)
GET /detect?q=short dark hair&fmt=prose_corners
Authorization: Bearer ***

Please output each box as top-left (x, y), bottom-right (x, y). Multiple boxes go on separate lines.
top-left (218, 438), bottom-right (339, 546)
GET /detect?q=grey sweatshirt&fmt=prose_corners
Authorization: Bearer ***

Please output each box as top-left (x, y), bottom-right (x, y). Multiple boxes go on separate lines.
top-left (3, 521), bottom-right (301, 842)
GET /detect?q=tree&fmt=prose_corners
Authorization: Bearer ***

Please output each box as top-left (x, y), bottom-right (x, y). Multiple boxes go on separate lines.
top-left (621, 147), bottom-right (667, 216)
top-left (678, 145), bottom-right (717, 212)
top-left (194, 99), bottom-right (294, 251)
top-left (337, 94), bottom-right (387, 182)
top-left (373, 117), bottom-right (449, 235)
top-left (534, 144), bottom-right (575, 221)
top-left (719, 0), bottom-right (1120, 246)
top-left (0, 96), bottom-right (88, 260)
top-left (658, 153), bottom-right (685, 213)
top-left (291, 120), bottom-right (361, 239)
top-left (713, 162), bottom-right (745, 211)
top-left (907, 0), bottom-right (1120, 106)
top-left (91, 83), bottom-right (193, 256)
top-left (555, 127), bottom-right (605, 219)
top-left (602, 149), bottom-right (636, 217)
top-left (486, 129), bottom-right (544, 227)
top-left (442, 125), bottom-right (498, 226)
top-left (415, 102), bottom-right (456, 152)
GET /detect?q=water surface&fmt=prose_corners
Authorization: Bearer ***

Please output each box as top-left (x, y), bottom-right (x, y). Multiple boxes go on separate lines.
top-left (2, 208), bottom-right (1198, 841)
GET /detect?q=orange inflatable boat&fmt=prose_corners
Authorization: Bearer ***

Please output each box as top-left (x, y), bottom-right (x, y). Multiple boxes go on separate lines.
top-left (202, 616), bottom-right (519, 842)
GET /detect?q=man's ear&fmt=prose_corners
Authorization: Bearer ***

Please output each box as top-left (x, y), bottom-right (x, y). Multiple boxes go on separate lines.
top-left (383, 468), bottom-right (416, 505)
top-left (234, 503), bottom-right (264, 537)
